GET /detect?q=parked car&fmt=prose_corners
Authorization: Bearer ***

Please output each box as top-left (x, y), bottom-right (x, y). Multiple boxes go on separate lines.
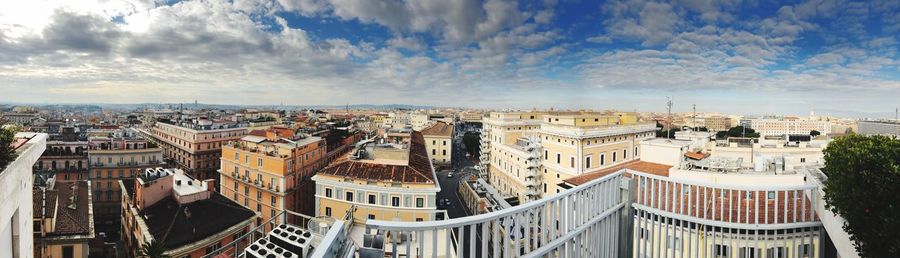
top-left (447, 172), bottom-right (454, 178)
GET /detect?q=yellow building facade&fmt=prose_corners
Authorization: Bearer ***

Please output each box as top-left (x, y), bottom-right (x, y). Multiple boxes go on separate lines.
top-left (421, 121), bottom-right (453, 166)
top-left (480, 111), bottom-right (655, 203)
top-left (313, 131), bottom-right (440, 223)
top-left (219, 127), bottom-right (326, 231)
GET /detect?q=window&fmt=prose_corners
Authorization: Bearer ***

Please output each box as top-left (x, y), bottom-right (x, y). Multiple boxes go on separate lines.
top-left (585, 156), bottom-right (591, 169)
top-left (766, 247), bottom-right (786, 258)
top-left (443, 141), bottom-right (446, 146)
top-left (715, 244), bottom-right (730, 258)
top-left (325, 188), bottom-right (333, 198)
top-left (767, 191), bottom-right (776, 200)
top-left (667, 235), bottom-right (681, 250)
top-left (612, 152), bottom-right (618, 162)
top-left (796, 244), bottom-right (812, 258)
top-left (205, 243), bottom-right (222, 255)
top-left (570, 157), bottom-right (575, 168)
top-left (639, 228), bottom-right (650, 239)
top-left (271, 196), bottom-right (276, 206)
top-left (433, 149), bottom-right (436, 155)
top-left (800, 158), bottom-right (806, 163)
top-left (600, 154), bottom-right (605, 165)
top-left (62, 246), bottom-right (74, 258)
top-left (415, 197), bottom-right (424, 208)
top-left (623, 149), bottom-right (628, 159)
top-left (325, 207), bottom-right (332, 216)
top-left (257, 158), bottom-right (263, 167)
top-left (368, 194), bottom-right (376, 204)
top-left (391, 197), bottom-right (400, 207)
top-left (346, 192), bottom-right (354, 202)
top-left (544, 150), bottom-right (548, 160)
top-left (556, 153), bottom-right (561, 164)
top-left (739, 247), bottom-right (759, 258)
top-left (635, 147), bottom-right (638, 157)
top-left (368, 214), bottom-right (375, 220)
top-left (442, 150), bottom-right (447, 155)
top-left (234, 153), bottom-right (239, 160)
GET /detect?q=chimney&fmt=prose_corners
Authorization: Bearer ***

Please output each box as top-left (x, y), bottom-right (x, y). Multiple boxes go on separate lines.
top-left (204, 179), bottom-right (217, 192)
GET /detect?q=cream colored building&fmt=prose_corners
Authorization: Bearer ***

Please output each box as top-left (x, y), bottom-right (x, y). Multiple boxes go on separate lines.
top-left (410, 113), bottom-right (432, 131)
top-left (750, 117), bottom-right (831, 136)
top-left (479, 111), bottom-right (656, 203)
top-left (313, 131), bottom-right (440, 223)
top-left (420, 121), bottom-right (453, 166)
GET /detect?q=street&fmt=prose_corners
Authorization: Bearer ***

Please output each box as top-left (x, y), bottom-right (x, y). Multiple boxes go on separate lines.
top-left (435, 121), bottom-right (481, 219)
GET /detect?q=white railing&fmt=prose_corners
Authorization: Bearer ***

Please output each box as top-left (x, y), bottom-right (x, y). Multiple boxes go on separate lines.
top-left (362, 171), bottom-right (629, 258)
top-left (629, 171), bottom-right (824, 258)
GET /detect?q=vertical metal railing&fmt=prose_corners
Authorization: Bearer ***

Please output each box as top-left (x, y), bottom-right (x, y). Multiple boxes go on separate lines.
top-left (362, 171), bottom-right (628, 258)
top-left (629, 171), bottom-right (823, 258)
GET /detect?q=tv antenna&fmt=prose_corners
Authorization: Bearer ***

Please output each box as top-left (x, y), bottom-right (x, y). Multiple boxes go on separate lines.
top-left (666, 97), bottom-right (673, 139)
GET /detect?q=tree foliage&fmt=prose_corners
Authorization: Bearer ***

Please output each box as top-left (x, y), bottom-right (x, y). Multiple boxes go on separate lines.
top-left (822, 134), bottom-right (900, 257)
top-left (810, 130), bottom-right (821, 137)
top-left (715, 126), bottom-right (760, 139)
top-left (138, 240), bottom-right (170, 258)
top-left (0, 123), bottom-right (18, 170)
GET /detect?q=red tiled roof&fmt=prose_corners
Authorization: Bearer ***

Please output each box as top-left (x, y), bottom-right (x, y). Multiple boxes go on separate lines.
top-left (420, 121), bottom-right (452, 137)
top-left (34, 181), bottom-right (93, 236)
top-left (684, 152), bottom-right (709, 160)
top-left (319, 132), bottom-right (435, 184)
top-left (563, 160), bottom-right (672, 186)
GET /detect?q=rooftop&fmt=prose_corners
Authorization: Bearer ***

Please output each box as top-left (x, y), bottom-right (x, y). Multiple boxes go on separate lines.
top-left (141, 193), bottom-right (255, 249)
top-left (563, 160), bottom-right (672, 186)
top-left (420, 121), bottom-right (452, 137)
top-left (318, 132), bottom-right (435, 184)
top-left (33, 181), bottom-right (94, 237)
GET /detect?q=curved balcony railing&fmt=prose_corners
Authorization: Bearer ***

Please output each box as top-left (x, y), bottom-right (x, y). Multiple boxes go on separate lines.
top-left (362, 171), bottom-right (629, 258)
top-left (629, 171), bottom-right (825, 258)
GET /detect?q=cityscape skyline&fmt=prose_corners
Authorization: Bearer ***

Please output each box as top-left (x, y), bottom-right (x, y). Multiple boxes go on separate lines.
top-left (2, 0), bottom-right (900, 115)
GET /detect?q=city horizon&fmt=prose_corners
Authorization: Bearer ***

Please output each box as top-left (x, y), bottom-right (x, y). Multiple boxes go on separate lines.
top-left (2, 0), bottom-right (899, 116)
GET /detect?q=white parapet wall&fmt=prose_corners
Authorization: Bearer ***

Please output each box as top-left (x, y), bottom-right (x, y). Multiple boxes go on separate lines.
top-left (0, 132), bottom-right (47, 258)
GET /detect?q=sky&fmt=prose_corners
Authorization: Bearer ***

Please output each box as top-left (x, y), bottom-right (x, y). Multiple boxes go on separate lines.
top-left (1, 0), bottom-right (899, 116)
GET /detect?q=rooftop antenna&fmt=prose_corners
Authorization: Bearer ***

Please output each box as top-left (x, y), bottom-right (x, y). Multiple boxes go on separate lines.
top-left (666, 97), bottom-right (673, 139)
top-left (692, 104), bottom-right (697, 131)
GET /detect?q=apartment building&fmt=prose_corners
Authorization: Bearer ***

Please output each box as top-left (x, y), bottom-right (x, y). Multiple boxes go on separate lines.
top-left (858, 120), bottom-right (900, 137)
top-left (87, 130), bottom-right (163, 223)
top-left (120, 168), bottom-right (255, 258)
top-left (33, 181), bottom-right (94, 258)
top-left (313, 131), bottom-right (440, 223)
top-left (219, 127), bottom-right (326, 230)
top-left (420, 121), bottom-right (453, 166)
top-left (479, 111), bottom-right (656, 203)
top-left (1, 132), bottom-right (47, 258)
top-left (750, 117), bottom-right (831, 136)
top-left (34, 141), bottom-right (89, 181)
top-left (703, 115), bottom-right (732, 132)
top-left (149, 121), bottom-right (248, 180)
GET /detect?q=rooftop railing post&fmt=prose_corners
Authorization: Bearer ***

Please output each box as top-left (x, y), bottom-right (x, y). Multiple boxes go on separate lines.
top-left (618, 176), bottom-right (634, 258)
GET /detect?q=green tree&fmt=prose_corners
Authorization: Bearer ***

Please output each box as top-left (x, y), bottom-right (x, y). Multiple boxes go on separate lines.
top-left (716, 126), bottom-right (760, 139)
top-left (822, 134), bottom-right (900, 257)
top-left (810, 130), bottom-right (821, 137)
top-left (0, 123), bottom-right (18, 170)
top-left (138, 240), bottom-right (170, 258)
top-left (463, 132), bottom-right (481, 157)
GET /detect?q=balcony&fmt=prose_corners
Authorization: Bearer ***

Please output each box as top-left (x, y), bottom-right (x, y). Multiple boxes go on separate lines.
top-left (216, 166), bottom-right (853, 258)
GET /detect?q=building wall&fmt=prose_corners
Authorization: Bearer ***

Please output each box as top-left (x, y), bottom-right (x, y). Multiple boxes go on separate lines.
top-left (424, 135), bottom-right (452, 165)
top-left (482, 113), bottom-right (653, 203)
top-left (0, 133), bottom-right (47, 258)
top-left (219, 137), bottom-right (326, 230)
top-left (89, 148), bottom-right (163, 219)
top-left (750, 119), bottom-right (831, 136)
top-left (858, 120), bottom-right (900, 137)
top-left (151, 123), bottom-right (247, 179)
top-left (42, 242), bottom-right (89, 258)
top-left (313, 174), bottom-right (439, 223)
